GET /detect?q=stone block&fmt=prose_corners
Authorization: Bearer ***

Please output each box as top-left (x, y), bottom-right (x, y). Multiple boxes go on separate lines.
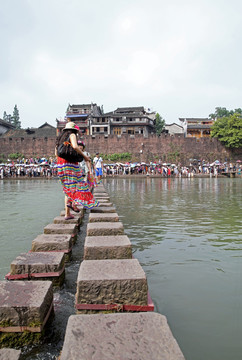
top-left (6, 252), bottom-right (65, 286)
top-left (44, 223), bottom-right (77, 243)
top-left (90, 206), bottom-right (116, 213)
top-left (93, 192), bottom-right (109, 198)
top-left (0, 348), bottom-right (21, 360)
top-left (89, 213), bottom-right (119, 223)
top-left (60, 313), bottom-right (185, 360)
top-left (0, 280), bottom-right (53, 331)
top-left (93, 186), bottom-right (106, 193)
top-left (84, 235), bottom-right (132, 260)
top-left (87, 222), bottom-right (124, 236)
top-left (96, 202), bottom-right (113, 207)
top-left (54, 215), bottom-right (80, 226)
top-left (31, 234), bottom-right (72, 254)
top-left (76, 259), bottom-right (147, 306)
top-left (60, 209), bottom-right (84, 218)
top-left (96, 199), bottom-right (110, 204)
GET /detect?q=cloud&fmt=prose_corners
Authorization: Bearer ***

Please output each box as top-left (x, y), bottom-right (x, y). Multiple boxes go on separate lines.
top-left (1, 0), bottom-right (242, 127)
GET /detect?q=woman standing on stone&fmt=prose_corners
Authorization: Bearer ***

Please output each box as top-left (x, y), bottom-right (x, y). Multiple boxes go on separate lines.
top-left (56, 122), bottom-right (99, 220)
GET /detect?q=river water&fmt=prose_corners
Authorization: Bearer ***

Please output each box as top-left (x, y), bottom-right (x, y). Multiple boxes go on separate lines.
top-left (0, 177), bottom-right (242, 360)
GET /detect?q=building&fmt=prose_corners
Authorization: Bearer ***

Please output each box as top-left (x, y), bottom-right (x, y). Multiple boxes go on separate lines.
top-left (0, 123), bottom-right (56, 158)
top-left (0, 118), bottom-right (15, 135)
top-left (94, 107), bottom-right (155, 137)
top-left (57, 103), bottom-right (103, 135)
top-left (179, 118), bottom-right (214, 138)
top-left (164, 123), bottom-right (184, 136)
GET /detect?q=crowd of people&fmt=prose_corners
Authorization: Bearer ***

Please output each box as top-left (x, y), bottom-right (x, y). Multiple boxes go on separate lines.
top-left (0, 155), bottom-right (241, 180)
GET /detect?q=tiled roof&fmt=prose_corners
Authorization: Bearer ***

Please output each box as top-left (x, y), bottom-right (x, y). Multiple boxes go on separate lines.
top-left (0, 118), bottom-right (15, 129)
top-left (115, 107), bottom-right (145, 114)
top-left (1, 127), bottom-right (56, 138)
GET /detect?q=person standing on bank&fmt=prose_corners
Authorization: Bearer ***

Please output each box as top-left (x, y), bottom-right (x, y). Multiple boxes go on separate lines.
top-left (56, 122), bottom-right (99, 220)
top-left (93, 152), bottom-right (103, 183)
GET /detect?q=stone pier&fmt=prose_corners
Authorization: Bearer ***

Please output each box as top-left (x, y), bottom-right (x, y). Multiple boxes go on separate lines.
top-left (90, 206), bottom-right (116, 213)
top-left (0, 281), bottom-right (53, 348)
top-left (60, 313), bottom-right (185, 360)
top-left (31, 234), bottom-right (73, 261)
top-left (44, 223), bottom-right (78, 243)
top-left (76, 259), bottom-right (148, 310)
top-left (86, 222), bottom-right (124, 236)
top-left (88, 213), bottom-right (119, 223)
top-left (0, 348), bottom-right (21, 359)
top-left (5, 252), bottom-right (65, 286)
top-left (84, 235), bottom-right (132, 260)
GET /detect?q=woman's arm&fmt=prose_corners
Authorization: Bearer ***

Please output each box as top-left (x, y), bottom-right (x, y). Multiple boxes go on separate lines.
top-left (70, 133), bottom-right (90, 162)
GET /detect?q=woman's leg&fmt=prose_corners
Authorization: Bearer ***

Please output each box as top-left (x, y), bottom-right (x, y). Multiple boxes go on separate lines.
top-left (65, 195), bottom-right (71, 217)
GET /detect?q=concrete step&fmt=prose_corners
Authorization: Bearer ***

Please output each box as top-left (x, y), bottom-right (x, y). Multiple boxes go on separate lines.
top-left (90, 206), bottom-right (116, 213)
top-left (84, 235), bottom-right (132, 260)
top-left (54, 215), bottom-right (81, 226)
top-left (6, 252), bottom-right (65, 286)
top-left (0, 280), bottom-right (53, 347)
top-left (31, 234), bottom-right (73, 260)
top-left (97, 199), bottom-right (111, 204)
top-left (0, 348), bottom-right (21, 360)
top-left (60, 209), bottom-right (84, 218)
top-left (44, 223), bottom-right (78, 243)
top-left (76, 259), bottom-right (148, 307)
top-left (88, 213), bottom-right (119, 223)
top-left (60, 313), bottom-right (185, 360)
top-left (87, 222), bottom-right (124, 236)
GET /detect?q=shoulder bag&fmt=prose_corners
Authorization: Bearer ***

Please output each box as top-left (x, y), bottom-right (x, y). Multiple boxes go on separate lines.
top-left (57, 136), bottom-right (84, 162)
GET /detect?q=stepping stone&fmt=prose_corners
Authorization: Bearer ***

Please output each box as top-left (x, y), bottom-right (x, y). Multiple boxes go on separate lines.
top-left (89, 213), bottom-right (119, 223)
top-left (97, 202), bottom-right (113, 207)
top-left (60, 313), bottom-right (185, 360)
top-left (93, 192), bottom-right (109, 197)
top-left (5, 252), bottom-right (65, 286)
top-left (31, 234), bottom-right (73, 260)
top-left (87, 222), bottom-right (124, 236)
top-left (76, 259), bottom-right (148, 307)
top-left (0, 348), bottom-right (21, 360)
top-left (93, 186), bottom-right (106, 192)
top-left (90, 206), bottom-right (116, 213)
top-left (60, 210), bottom-right (84, 219)
top-left (97, 199), bottom-right (110, 204)
top-left (44, 223), bottom-right (78, 243)
top-left (0, 281), bottom-right (53, 347)
top-left (84, 235), bottom-right (132, 260)
top-left (54, 216), bottom-right (81, 230)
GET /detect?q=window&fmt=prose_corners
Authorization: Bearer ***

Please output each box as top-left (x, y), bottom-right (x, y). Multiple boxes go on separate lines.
top-left (114, 127), bottom-right (121, 135)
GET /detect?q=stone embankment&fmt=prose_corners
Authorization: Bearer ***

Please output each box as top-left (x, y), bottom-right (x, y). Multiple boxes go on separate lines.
top-left (0, 184), bottom-right (185, 360)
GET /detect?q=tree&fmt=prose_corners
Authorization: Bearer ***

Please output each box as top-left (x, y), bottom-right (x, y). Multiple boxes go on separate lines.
top-left (2, 111), bottom-right (12, 124)
top-left (209, 107), bottom-right (234, 120)
top-left (209, 106), bottom-right (242, 120)
top-left (154, 113), bottom-right (165, 136)
top-left (211, 113), bottom-right (242, 148)
top-left (12, 105), bottom-right (21, 129)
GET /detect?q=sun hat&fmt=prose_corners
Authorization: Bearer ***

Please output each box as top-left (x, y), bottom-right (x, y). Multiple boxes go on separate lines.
top-left (63, 122), bottom-right (79, 131)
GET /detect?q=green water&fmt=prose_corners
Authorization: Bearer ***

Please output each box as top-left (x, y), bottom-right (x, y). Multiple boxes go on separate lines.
top-left (105, 177), bottom-right (242, 360)
top-left (0, 177), bottom-right (241, 360)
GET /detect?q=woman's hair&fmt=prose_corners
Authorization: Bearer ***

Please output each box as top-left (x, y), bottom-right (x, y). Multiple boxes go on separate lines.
top-left (56, 129), bottom-right (77, 148)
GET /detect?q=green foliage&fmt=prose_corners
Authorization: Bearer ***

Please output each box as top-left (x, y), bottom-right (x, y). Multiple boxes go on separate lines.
top-left (154, 113), bottom-right (165, 136)
top-left (99, 152), bottom-right (132, 162)
top-left (209, 107), bottom-right (242, 120)
top-left (8, 152), bottom-right (23, 160)
top-left (211, 113), bottom-right (242, 148)
top-left (12, 104), bottom-right (21, 129)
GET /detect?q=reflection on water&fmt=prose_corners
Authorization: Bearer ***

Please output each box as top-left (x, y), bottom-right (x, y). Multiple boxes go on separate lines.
top-left (105, 177), bottom-right (242, 360)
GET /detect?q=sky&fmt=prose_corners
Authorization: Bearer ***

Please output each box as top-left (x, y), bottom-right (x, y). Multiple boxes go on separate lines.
top-left (1, 0), bottom-right (242, 128)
